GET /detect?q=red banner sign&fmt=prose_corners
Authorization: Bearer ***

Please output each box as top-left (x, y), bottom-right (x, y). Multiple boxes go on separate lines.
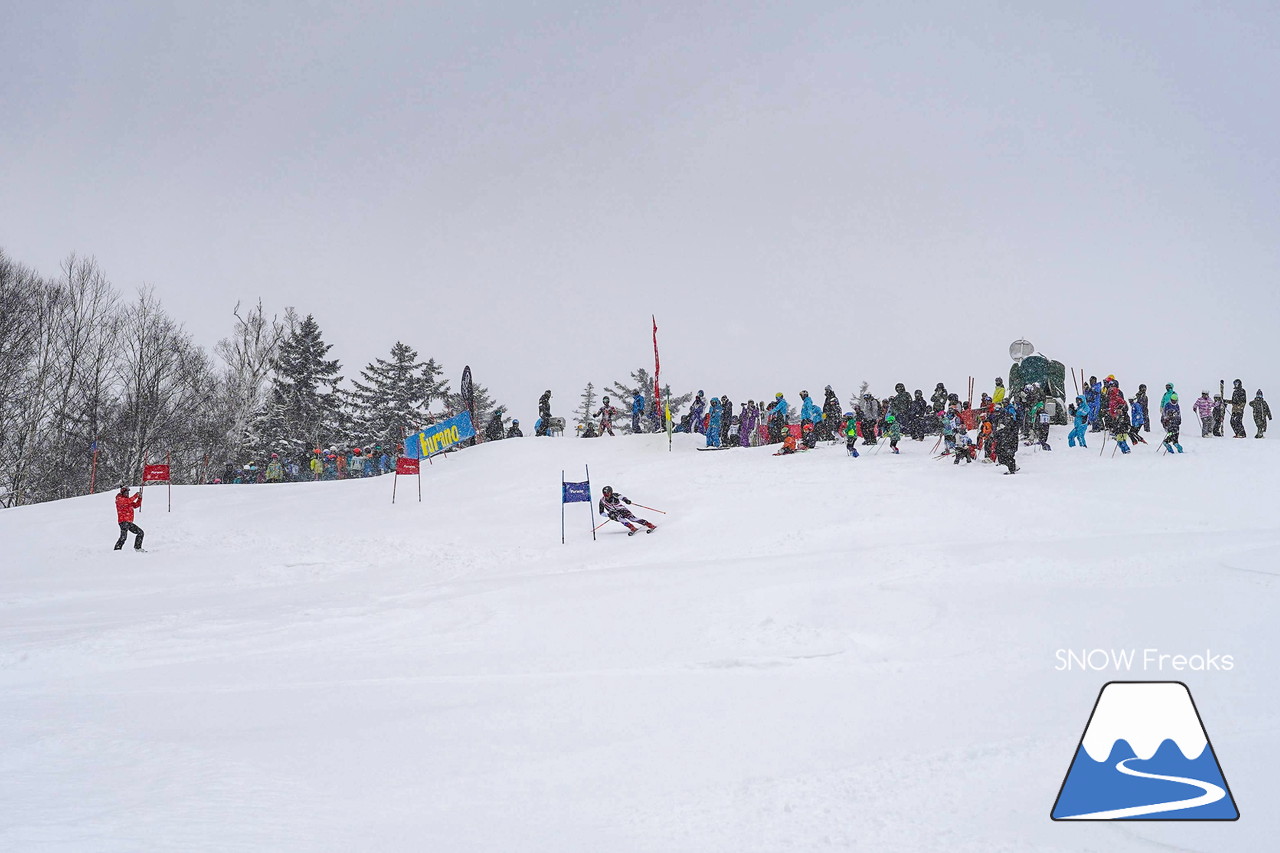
top-left (142, 464), bottom-right (171, 482)
top-left (395, 458), bottom-right (420, 475)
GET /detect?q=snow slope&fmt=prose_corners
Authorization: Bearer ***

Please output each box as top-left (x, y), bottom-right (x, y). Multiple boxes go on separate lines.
top-left (2, 429), bottom-right (1276, 851)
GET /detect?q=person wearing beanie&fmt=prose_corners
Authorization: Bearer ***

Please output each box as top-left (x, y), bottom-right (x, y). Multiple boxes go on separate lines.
top-left (1251, 390), bottom-right (1272, 438)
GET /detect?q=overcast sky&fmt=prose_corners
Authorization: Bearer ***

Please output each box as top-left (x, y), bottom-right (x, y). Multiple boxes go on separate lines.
top-left (3, 1), bottom-right (1278, 417)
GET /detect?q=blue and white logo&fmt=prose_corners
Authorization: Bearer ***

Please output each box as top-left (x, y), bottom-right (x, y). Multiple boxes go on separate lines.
top-left (1051, 681), bottom-right (1239, 820)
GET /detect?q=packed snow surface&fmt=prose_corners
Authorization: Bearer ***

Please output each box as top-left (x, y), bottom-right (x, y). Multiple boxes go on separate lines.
top-left (2, 429), bottom-right (1276, 851)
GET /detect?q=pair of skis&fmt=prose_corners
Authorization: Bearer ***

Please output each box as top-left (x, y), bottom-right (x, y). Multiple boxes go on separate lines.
top-left (595, 502), bottom-right (666, 535)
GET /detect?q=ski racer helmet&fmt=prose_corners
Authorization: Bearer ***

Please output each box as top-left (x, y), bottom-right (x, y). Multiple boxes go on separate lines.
top-left (776, 392), bottom-right (783, 398)
top-left (885, 414), bottom-right (895, 423)
top-left (602, 486), bottom-right (613, 495)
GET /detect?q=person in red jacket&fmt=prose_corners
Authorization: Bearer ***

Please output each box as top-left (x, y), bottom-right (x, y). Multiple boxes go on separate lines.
top-left (114, 485), bottom-right (145, 551)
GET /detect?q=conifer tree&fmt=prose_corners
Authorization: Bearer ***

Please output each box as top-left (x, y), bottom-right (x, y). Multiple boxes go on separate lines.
top-left (351, 342), bottom-right (431, 449)
top-left (573, 382), bottom-right (599, 432)
top-left (421, 358), bottom-right (450, 413)
top-left (256, 314), bottom-right (343, 455)
top-left (445, 383), bottom-right (505, 435)
top-left (607, 368), bottom-right (655, 433)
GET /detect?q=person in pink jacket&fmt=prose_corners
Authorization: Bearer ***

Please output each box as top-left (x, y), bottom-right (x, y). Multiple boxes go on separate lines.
top-left (1192, 391), bottom-right (1215, 437)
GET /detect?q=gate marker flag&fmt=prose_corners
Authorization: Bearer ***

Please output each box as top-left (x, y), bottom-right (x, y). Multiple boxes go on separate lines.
top-left (561, 465), bottom-right (595, 544)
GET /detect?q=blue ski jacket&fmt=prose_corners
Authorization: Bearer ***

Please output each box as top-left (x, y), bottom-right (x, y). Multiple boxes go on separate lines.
top-left (800, 397), bottom-right (822, 422)
top-left (1073, 399), bottom-right (1091, 427)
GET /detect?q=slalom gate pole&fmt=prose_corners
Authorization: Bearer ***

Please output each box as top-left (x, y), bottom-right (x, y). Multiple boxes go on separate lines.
top-left (630, 503), bottom-right (666, 514)
top-left (586, 464), bottom-right (595, 541)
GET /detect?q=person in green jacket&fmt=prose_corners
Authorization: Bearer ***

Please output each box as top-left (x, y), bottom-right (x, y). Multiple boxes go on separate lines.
top-left (265, 453), bottom-right (284, 483)
top-left (843, 413), bottom-right (860, 458)
top-left (884, 413), bottom-right (902, 454)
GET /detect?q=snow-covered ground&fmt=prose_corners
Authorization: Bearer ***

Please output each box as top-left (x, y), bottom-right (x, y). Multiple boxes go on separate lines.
top-left (2, 429), bottom-right (1274, 851)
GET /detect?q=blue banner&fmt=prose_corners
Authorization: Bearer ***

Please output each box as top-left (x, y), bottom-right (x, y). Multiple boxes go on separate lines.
top-left (562, 481), bottom-right (591, 504)
top-left (405, 412), bottom-right (477, 458)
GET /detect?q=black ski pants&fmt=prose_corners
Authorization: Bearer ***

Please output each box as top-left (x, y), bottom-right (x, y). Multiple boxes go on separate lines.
top-left (1231, 411), bottom-right (1246, 437)
top-left (115, 522), bottom-right (144, 550)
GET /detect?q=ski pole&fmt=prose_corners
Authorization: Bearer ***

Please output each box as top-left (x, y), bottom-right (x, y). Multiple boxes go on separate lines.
top-left (630, 503), bottom-right (666, 514)
top-left (1099, 432), bottom-right (1107, 456)
top-left (594, 519), bottom-right (612, 532)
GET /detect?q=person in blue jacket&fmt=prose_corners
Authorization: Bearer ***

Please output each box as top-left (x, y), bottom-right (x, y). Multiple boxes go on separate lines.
top-left (631, 392), bottom-right (645, 433)
top-left (706, 398), bottom-right (723, 448)
top-left (1068, 395), bottom-right (1090, 448)
top-left (1085, 376), bottom-right (1103, 432)
top-left (799, 390), bottom-right (822, 431)
top-left (766, 392), bottom-right (789, 443)
top-left (1128, 395), bottom-right (1148, 444)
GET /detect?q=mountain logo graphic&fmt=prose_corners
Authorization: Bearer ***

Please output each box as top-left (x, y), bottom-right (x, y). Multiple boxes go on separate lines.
top-left (1051, 681), bottom-right (1239, 820)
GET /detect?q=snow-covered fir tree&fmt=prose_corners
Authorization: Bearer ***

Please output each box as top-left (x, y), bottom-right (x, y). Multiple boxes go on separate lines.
top-left (421, 358), bottom-right (450, 415)
top-left (445, 383), bottom-right (506, 435)
top-left (350, 342), bottom-right (432, 450)
top-left (607, 368), bottom-right (656, 433)
top-left (606, 369), bottom-right (690, 433)
top-left (256, 314), bottom-right (344, 456)
top-left (573, 382), bottom-right (599, 432)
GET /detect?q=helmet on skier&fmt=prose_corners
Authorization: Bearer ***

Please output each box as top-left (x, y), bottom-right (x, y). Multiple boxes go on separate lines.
top-left (1170, 393), bottom-right (1179, 402)
top-left (602, 485), bottom-right (613, 495)
top-left (885, 414), bottom-right (895, 423)
top-left (844, 412), bottom-right (853, 418)
top-left (271, 453), bottom-right (278, 458)
top-left (512, 419), bottom-right (519, 424)
top-left (119, 485), bottom-right (130, 494)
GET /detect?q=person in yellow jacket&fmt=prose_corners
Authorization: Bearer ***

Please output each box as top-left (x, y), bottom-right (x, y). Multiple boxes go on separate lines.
top-left (992, 377), bottom-right (1006, 407)
top-left (309, 449), bottom-right (323, 479)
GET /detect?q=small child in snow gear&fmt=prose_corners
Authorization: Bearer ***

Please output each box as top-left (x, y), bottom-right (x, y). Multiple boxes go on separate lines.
top-left (1111, 399), bottom-right (1133, 454)
top-left (1193, 391), bottom-right (1214, 437)
top-left (953, 432), bottom-right (975, 464)
top-left (775, 432), bottom-right (802, 455)
top-left (883, 413), bottom-right (902, 453)
top-left (1161, 393), bottom-right (1184, 453)
top-left (940, 404), bottom-right (963, 454)
top-left (801, 421), bottom-right (817, 450)
top-left (1251, 390), bottom-right (1272, 438)
top-left (843, 413), bottom-right (860, 458)
top-left (598, 485), bottom-right (656, 535)
top-left (114, 485), bottom-right (145, 551)
top-left (594, 397), bottom-right (619, 436)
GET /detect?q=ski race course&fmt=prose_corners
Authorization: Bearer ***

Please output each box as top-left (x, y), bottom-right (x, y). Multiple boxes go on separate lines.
top-left (2, 428), bottom-right (1276, 851)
